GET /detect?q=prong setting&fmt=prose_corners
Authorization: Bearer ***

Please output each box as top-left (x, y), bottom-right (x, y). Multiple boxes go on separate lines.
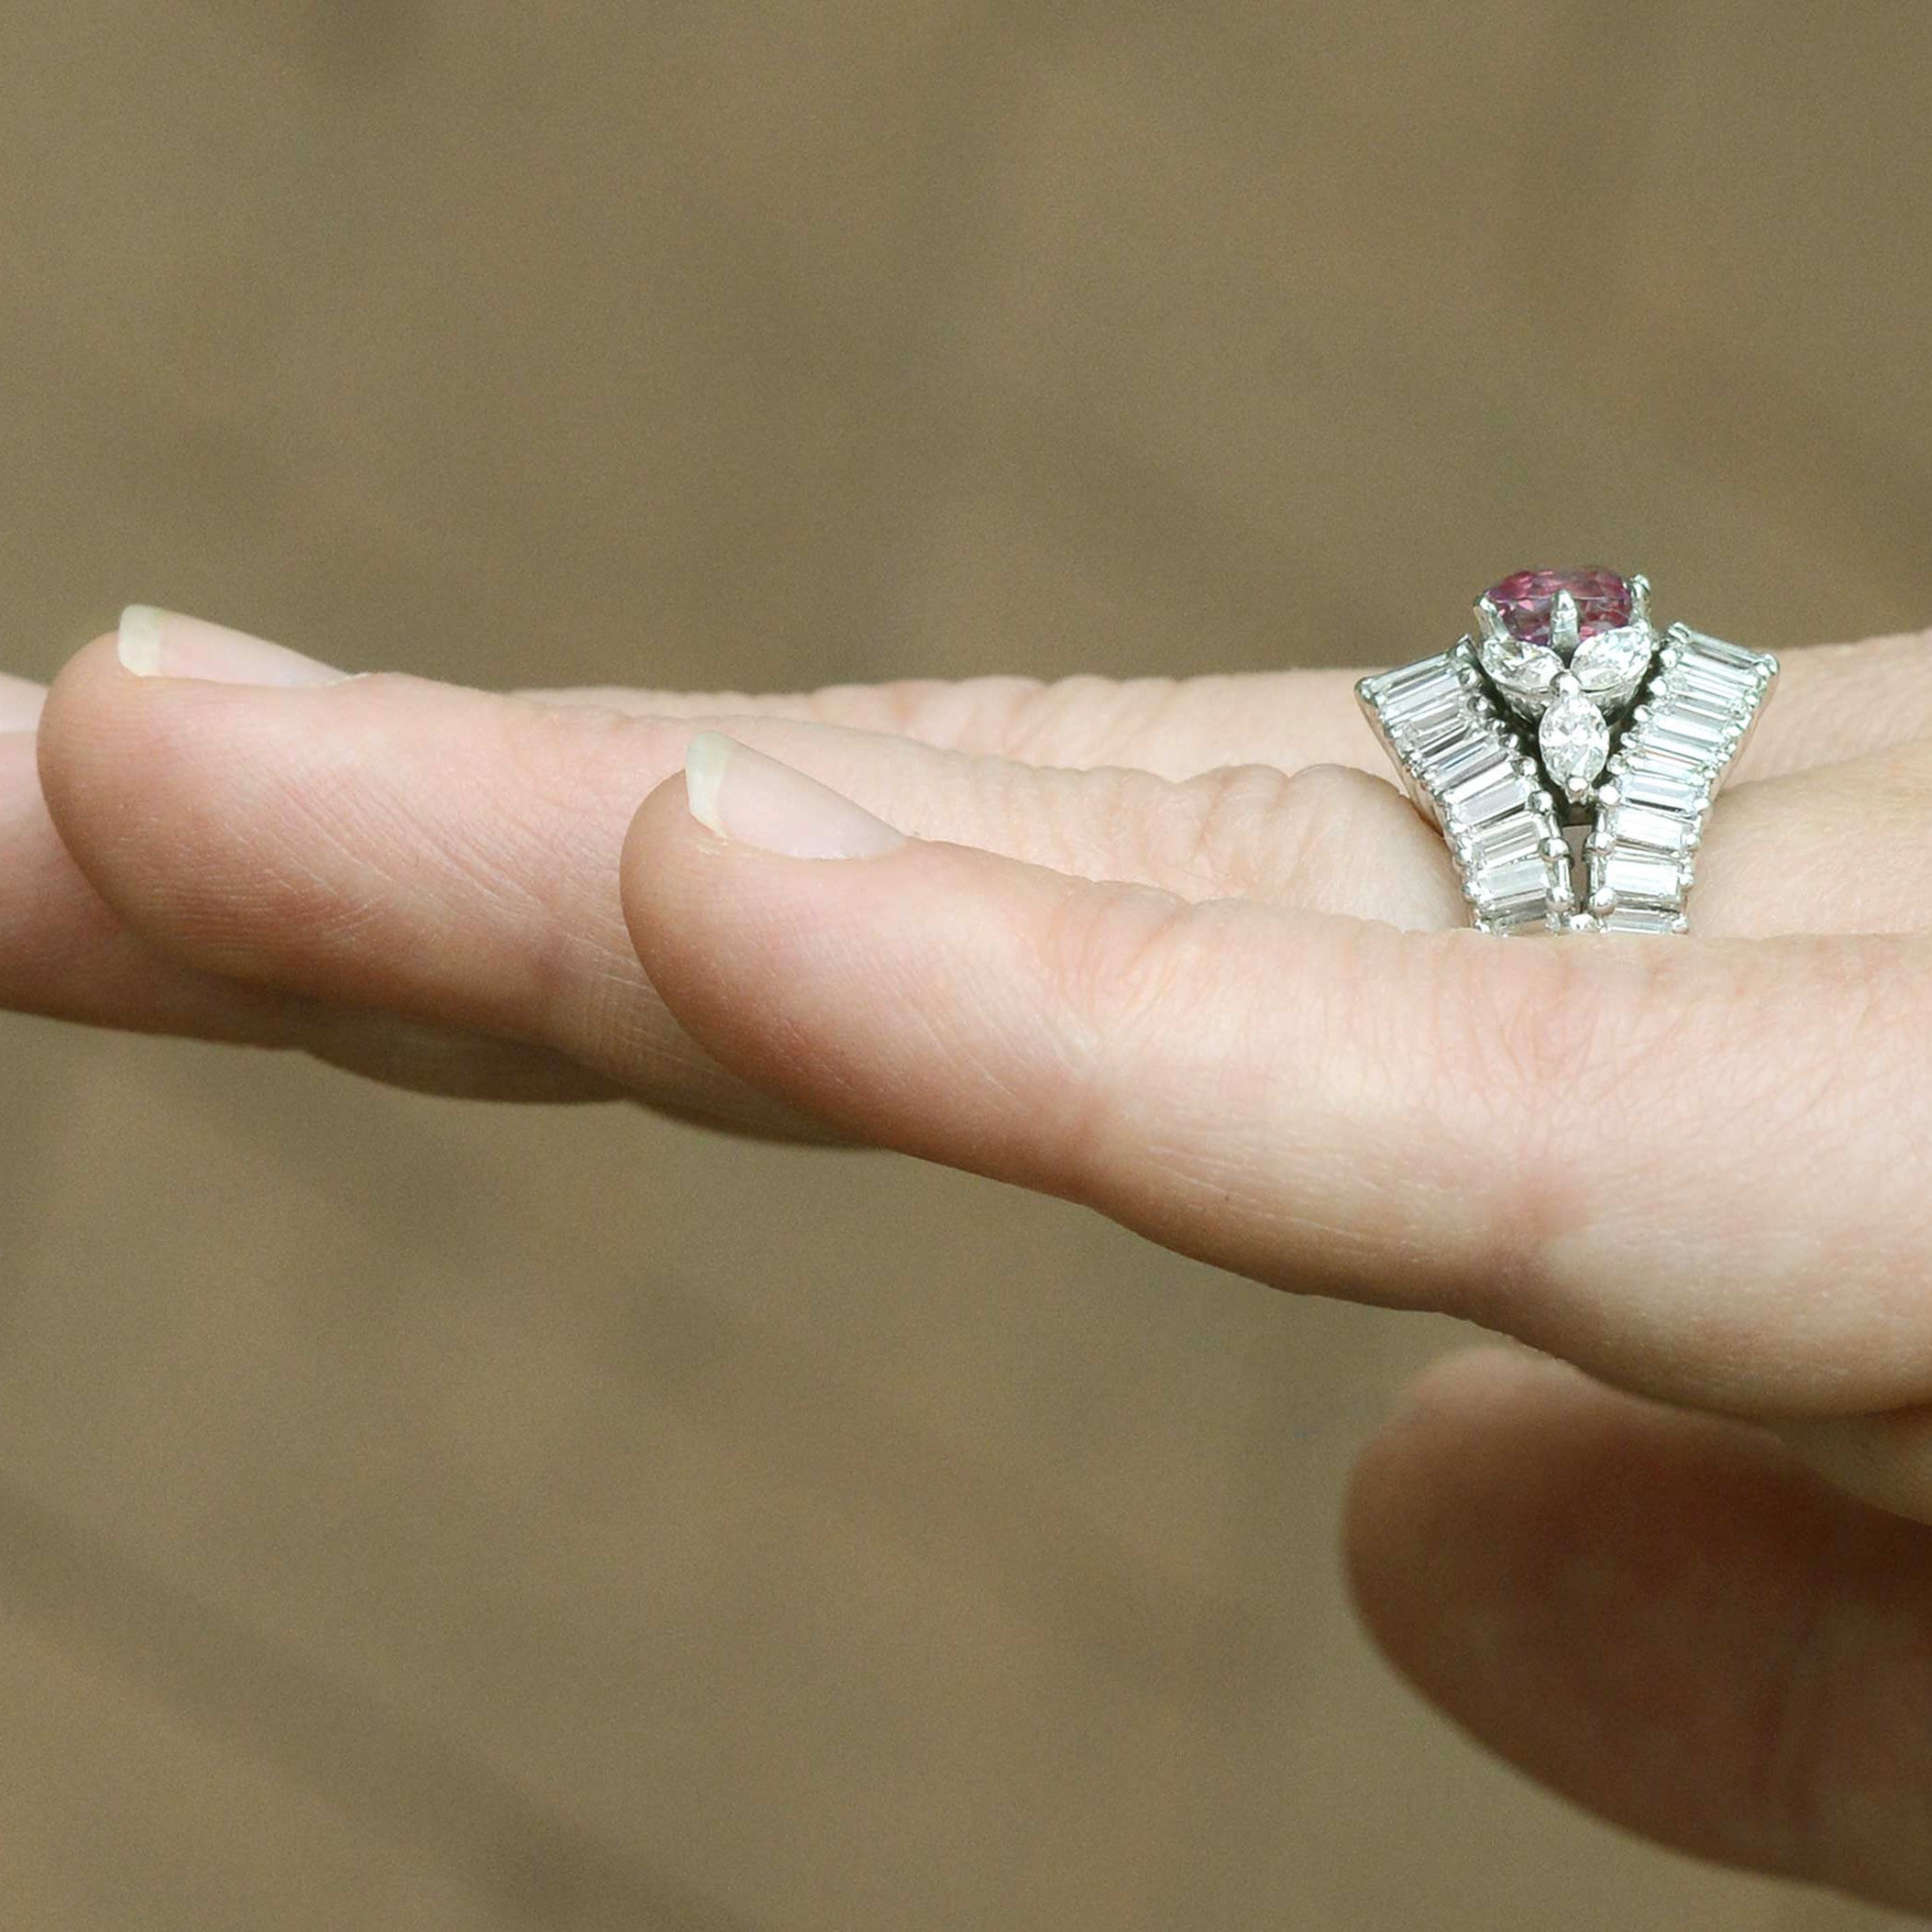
top-left (1549, 589), bottom-right (1582, 657)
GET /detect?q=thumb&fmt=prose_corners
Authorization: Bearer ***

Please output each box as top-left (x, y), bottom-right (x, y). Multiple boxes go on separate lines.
top-left (1345, 1350), bottom-right (1932, 1913)
top-left (620, 735), bottom-right (1932, 1418)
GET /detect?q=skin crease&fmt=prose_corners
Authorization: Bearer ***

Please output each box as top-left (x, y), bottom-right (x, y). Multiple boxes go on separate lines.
top-left (12, 619), bottom-right (1932, 1910)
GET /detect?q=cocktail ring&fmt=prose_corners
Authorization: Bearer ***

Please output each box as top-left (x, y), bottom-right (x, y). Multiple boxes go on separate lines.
top-left (1358, 567), bottom-right (1778, 934)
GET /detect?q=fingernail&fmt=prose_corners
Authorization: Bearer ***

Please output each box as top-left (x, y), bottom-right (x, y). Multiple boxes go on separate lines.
top-left (685, 732), bottom-right (905, 859)
top-left (116, 606), bottom-right (348, 687)
top-left (0, 675), bottom-right (46, 734)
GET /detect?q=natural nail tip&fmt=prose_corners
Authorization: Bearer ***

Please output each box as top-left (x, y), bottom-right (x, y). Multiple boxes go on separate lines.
top-left (117, 604), bottom-right (166, 677)
top-left (684, 731), bottom-right (734, 838)
top-left (112, 606), bottom-right (348, 688)
top-left (0, 678), bottom-right (47, 734)
top-left (680, 731), bottom-right (905, 860)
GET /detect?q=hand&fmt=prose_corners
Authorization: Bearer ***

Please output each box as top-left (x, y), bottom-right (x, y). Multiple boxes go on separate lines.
top-left (15, 606), bottom-right (1932, 1910)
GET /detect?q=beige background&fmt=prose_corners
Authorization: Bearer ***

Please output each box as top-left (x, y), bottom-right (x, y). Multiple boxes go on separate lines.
top-left (1, 2), bottom-right (1927, 1926)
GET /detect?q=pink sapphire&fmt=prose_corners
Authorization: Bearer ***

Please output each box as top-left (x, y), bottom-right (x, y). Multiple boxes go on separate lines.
top-left (1484, 567), bottom-right (1632, 647)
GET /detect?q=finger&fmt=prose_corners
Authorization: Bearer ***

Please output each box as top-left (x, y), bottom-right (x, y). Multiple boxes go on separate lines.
top-left (0, 724), bottom-right (611, 1099)
top-left (37, 607), bottom-right (1929, 1135)
top-left (520, 625), bottom-right (1932, 788)
top-left (0, 677), bottom-right (289, 1042)
top-left (516, 668), bottom-right (1389, 783)
top-left (37, 626), bottom-right (1464, 1125)
top-left (1345, 1349), bottom-right (1932, 1915)
top-left (1773, 1408), bottom-right (1932, 1530)
top-left (4, 728), bottom-right (617, 1104)
top-left (621, 738), bottom-right (1932, 1413)
top-left (0, 651), bottom-right (622, 1098)
top-left (0, 674), bottom-right (46, 733)
top-left (1735, 627), bottom-right (1932, 781)
top-left (1693, 732), bottom-right (1932, 936)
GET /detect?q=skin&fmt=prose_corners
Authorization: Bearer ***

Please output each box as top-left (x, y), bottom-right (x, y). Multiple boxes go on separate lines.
top-left (11, 616), bottom-right (1932, 1911)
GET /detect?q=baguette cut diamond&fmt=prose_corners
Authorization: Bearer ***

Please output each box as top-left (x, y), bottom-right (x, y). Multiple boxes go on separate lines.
top-left (1643, 710), bottom-right (1730, 758)
top-left (1449, 768), bottom-right (1533, 826)
top-left (1603, 849), bottom-right (1683, 906)
top-left (1680, 631), bottom-right (1764, 672)
top-left (1475, 854), bottom-right (1554, 909)
top-left (1621, 743), bottom-right (1706, 784)
top-left (1619, 766), bottom-right (1706, 813)
top-left (1466, 811), bottom-right (1544, 868)
top-left (1608, 802), bottom-right (1692, 852)
top-left (1602, 908), bottom-right (1685, 934)
top-left (1432, 735), bottom-right (1507, 789)
top-left (1379, 660), bottom-right (1462, 721)
top-left (1667, 657), bottom-right (1756, 705)
top-left (1398, 699), bottom-right (1469, 754)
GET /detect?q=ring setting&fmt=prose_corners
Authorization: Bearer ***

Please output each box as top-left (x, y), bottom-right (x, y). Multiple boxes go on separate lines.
top-left (1358, 567), bottom-right (1778, 934)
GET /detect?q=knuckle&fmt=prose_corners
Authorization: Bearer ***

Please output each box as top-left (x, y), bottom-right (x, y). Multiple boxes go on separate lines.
top-left (1036, 876), bottom-right (1200, 1033)
top-left (814, 675), bottom-right (1047, 751)
top-left (1150, 760), bottom-right (1393, 901)
top-left (1029, 875), bottom-right (1247, 1186)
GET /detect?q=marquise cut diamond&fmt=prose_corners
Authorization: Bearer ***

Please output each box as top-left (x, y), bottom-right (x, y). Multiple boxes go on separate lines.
top-left (1479, 634), bottom-right (1563, 698)
top-left (1572, 624), bottom-right (1653, 693)
top-left (1539, 689), bottom-right (1610, 792)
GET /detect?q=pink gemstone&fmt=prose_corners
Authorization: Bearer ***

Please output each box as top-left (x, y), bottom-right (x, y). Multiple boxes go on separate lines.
top-left (1485, 567), bottom-right (1632, 647)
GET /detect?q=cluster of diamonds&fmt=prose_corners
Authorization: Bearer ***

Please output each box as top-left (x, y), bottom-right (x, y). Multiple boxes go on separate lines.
top-left (1359, 569), bottom-right (1779, 934)
top-left (1356, 648), bottom-right (1572, 933)
top-left (1581, 628), bottom-right (1779, 933)
top-left (1474, 566), bottom-right (1653, 804)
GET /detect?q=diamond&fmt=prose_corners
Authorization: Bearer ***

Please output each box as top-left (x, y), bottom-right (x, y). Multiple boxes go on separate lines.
top-left (1397, 696), bottom-right (1470, 755)
top-left (1619, 743), bottom-right (1706, 788)
top-left (1607, 803), bottom-right (1692, 852)
top-left (1485, 568), bottom-right (1633, 648)
top-left (1479, 635), bottom-right (1563, 700)
top-left (1376, 658), bottom-right (1463, 721)
top-left (1430, 734), bottom-right (1507, 789)
top-left (1465, 811), bottom-right (1544, 869)
top-left (1572, 624), bottom-right (1654, 694)
top-left (1665, 655), bottom-right (1756, 707)
top-left (1480, 902), bottom-right (1555, 934)
top-left (1447, 767), bottom-right (1533, 827)
top-left (1601, 908), bottom-right (1685, 935)
top-left (1618, 766), bottom-right (1705, 814)
top-left (1474, 854), bottom-right (1554, 911)
top-left (1639, 712), bottom-right (1730, 763)
top-left (1540, 688), bottom-right (1611, 793)
top-left (1601, 849), bottom-right (1683, 908)
top-left (1677, 632), bottom-right (1767, 674)
top-left (1668, 695), bottom-right (1742, 741)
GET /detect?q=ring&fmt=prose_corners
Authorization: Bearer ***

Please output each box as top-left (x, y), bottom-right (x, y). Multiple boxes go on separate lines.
top-left (1357, 567), bottom-right (1779, 934)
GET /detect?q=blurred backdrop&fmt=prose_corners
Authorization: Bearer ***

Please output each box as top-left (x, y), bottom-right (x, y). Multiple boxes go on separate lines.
top-left (2, 3), bottom-right (1928, 1927)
